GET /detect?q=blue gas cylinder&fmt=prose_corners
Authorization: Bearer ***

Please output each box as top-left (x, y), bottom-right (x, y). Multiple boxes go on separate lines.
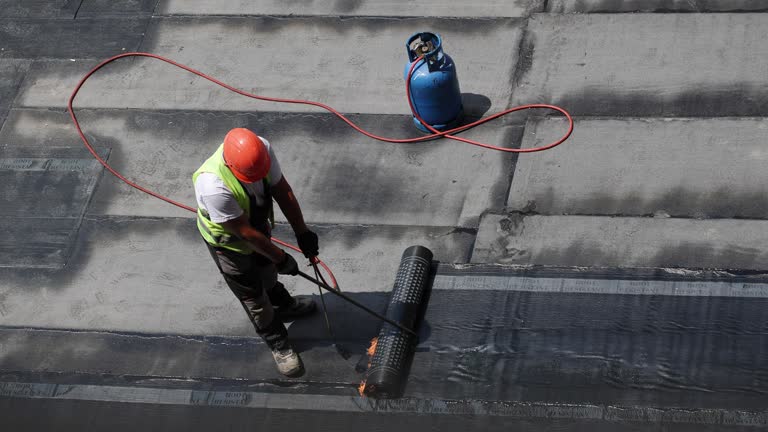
top-left (404, 32), bottom-right (463, 132)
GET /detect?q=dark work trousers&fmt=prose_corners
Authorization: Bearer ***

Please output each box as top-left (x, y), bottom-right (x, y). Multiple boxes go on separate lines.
top-left (205, 242), bottom-right (294, 332)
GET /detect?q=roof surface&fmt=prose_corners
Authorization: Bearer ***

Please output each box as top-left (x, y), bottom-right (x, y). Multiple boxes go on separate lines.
top-left (2, 1), bottom-right (768, 430)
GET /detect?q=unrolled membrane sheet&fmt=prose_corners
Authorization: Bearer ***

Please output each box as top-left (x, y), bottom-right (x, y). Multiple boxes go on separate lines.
top-left (404, 265), bottom-right (768, 412)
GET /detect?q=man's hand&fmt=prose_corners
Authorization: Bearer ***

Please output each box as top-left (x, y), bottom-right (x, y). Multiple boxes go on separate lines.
top-left (276, 252), bottom-right (299, 276)
top-left (296, 230), bottom-right (319, 259)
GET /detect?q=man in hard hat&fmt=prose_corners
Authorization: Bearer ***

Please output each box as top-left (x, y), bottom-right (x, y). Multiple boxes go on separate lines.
top-left (193, 128), bottom-right (319, 376)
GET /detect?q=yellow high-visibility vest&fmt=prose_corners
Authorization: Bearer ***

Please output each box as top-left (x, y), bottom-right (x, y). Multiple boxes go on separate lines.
top-left (192, 144), bottom-right (272, 254)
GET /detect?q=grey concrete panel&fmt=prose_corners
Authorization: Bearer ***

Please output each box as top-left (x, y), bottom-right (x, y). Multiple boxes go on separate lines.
top-left (0, 146), bottom-right (106, 218)
top-left (77, 0), bottom-right (158, 17)
top-left (472, 214), bottom-right (768, 270)
top-left (0, 217), bottom-right (79, 268)
top-left (16, 58), bottom-right (112, 107)
top-left (157, 0), bottom-right (544, 18)
top-left (0, 216), bottom-right (231, 334)
top-left (548, 0), bottom-right (768, 13)
top-left (508, 117), bottom-right (768, 218)
top-left (0, 18), bottom-right (147, 59)
top-left (18, 17), bottom-right (522, 114)
top-left (273, 222), bottom-right (474, 296)
top-left (3, 109), bottom-right (518, 226)
top-left (0, 0), bottom-right (79, 18)
top-left (0, 59), bottom-right (30, 129)
top-left (0, 146), bottom-right (106, 269)
top-left (512, 14), bottom-right (768, 117)
top-left (0, 216), bottom-right (472, 334)
top-left (1, 108), bottom-right (216, 220)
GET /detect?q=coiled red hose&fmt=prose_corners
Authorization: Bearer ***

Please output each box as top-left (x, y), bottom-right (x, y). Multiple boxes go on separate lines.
top-left (67, 52), bottom-right (574, 289)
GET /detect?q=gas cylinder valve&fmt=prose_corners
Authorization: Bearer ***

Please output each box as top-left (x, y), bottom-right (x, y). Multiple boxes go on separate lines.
top-left (408, 35), bottom-right (435, 58)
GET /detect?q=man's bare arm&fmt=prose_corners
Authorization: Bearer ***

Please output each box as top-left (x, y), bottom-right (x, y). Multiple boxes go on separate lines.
top-left (271, 176), bottom-right (309, 235)
top-left (221, 214), bottom-right (285, 263)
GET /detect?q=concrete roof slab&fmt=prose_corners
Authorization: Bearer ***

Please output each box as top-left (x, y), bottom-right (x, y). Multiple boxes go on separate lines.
top-left (2, 108), bottom-right (215, 219)
top-left (0, 216), bottom-right (243, 335)
top-left (0, 18), bottom-right (148, 59)
top-left (0, 216), bottom-right (473, 334)
top-left (76, 0), bottom-right (158, 17)
top-left (0, 146), bottom-right (106, 218)
top-left (0, 146), bottom-right (106, 269)
top-left (157, 0), bottom-right (544, 18)
top-left (508, 117), bottom-right (768, 218)
top-left (548, 0), bottom-right (768, 13)
top-left (17, 58), bottom-right (118, 108)
top-left (273, 222), bottom-right (475, 295)
top-left (4, 108), bottom-right (518, 226)
top-left (0, 0), bottom-right (80, 18)
top-left (0, 217), bottom-right (79, 268)
top-left (0, 59), bottom-right (29, 129)
top-left (513, 14), bottom-right (768, 116)
top-left (473, 214), bottom-right (768, 270)
top-left (18, 17), bottom-right (522, 113)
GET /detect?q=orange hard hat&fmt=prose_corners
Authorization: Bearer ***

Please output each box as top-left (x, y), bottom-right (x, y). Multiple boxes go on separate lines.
top-left (222, 128), bottom-right (271, 183)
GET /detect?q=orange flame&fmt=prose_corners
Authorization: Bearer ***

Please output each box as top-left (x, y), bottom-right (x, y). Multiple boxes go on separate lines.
top-left (366, 337), bottom-right (378, 357)
top-left (358, 337), bottom-right (379, 396)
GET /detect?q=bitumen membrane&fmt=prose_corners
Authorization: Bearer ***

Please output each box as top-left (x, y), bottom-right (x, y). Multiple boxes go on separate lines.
top-left (2, 1), bottom-right (768, 430)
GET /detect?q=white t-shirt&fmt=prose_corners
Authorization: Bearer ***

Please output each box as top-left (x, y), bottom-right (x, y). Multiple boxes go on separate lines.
top-left (194, 136), bottom-right (283, 223)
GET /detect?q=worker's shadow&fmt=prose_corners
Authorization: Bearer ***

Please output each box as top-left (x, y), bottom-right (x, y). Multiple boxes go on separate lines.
top-left (287, 291), bottom-right (433, 357)
top-left (288, 264), bottom-right (437, 395)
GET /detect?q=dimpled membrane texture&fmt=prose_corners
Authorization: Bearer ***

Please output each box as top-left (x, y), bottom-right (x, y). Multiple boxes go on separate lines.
top-left (364, 246), bottom-right (433, 398)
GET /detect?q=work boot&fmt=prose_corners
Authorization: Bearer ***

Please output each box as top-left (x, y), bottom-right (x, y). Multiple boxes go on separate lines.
top-left (269, 283), bottom-right (317, 320)
top-left (271, 346), bottom-right (302, 377)
top-left (257, 320), bottom-right (304, 377)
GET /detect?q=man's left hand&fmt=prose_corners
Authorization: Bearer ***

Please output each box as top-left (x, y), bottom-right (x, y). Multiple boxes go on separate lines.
top-left (296, 230), bottom-right (319, 259)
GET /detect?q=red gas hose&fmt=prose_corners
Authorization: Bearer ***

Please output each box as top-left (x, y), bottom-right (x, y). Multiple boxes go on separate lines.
top-left (67, 52), bottom-right (574, 289)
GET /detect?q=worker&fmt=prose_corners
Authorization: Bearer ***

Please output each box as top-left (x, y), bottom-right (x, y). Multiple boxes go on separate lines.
top-left (193, 128), bottom-right (319, 377)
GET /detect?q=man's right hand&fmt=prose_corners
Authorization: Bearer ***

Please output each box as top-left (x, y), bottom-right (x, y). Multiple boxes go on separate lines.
top-left (296, 230), bottom-right (319, 259)
top-left (276, 252), bottom-right (299, 276)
